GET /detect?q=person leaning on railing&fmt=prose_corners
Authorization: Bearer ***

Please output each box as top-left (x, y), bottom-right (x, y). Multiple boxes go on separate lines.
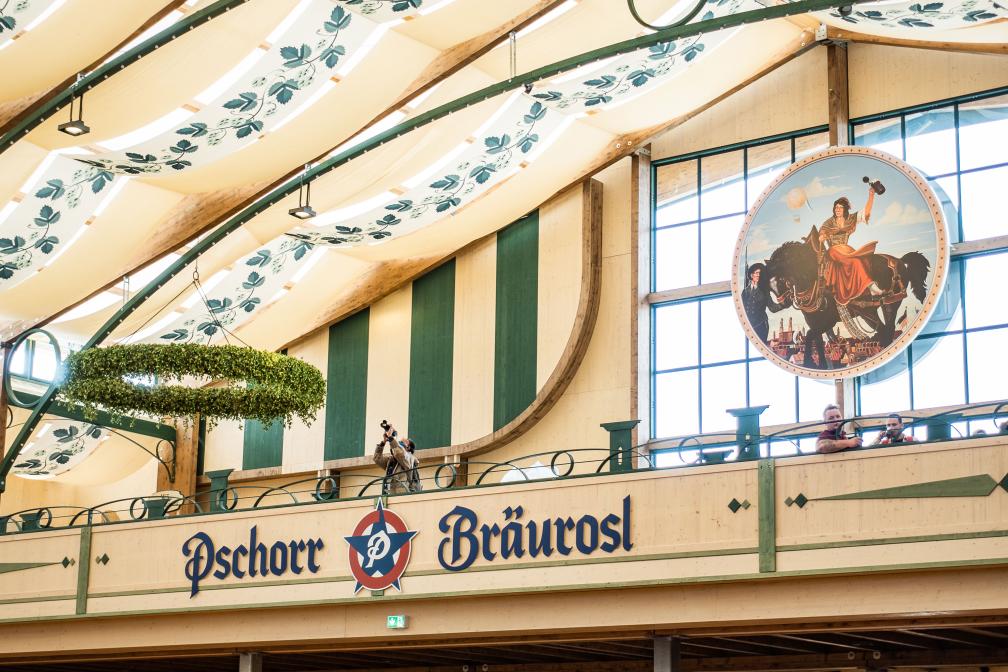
top-left (870, 412), bottom-right (916, 446)
top-left (373, 421), bottom-right (422, 495)
top-left (816, 403), bottom-right (863, 454)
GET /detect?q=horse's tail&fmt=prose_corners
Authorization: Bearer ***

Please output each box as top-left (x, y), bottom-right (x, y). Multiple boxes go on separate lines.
top-left (900, 251), bottom-right (930, 302)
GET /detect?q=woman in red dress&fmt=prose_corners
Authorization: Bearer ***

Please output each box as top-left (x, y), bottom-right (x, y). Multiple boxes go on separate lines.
top-left (818, 186), bottom-right (882, 305)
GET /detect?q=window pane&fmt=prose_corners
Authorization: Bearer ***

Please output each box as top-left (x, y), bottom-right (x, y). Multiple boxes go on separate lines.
top-left (700, 150), bottom-right (744, 219)
top-left (700, 296), bottom-right (745, 364)
top-left (701, 363), bottom-right (746, 434)
top-left (964, 253), bottom-right (1008, 330)
top-left (853, 118), bottom-right (903, 157)
top-left (8, 343), bottom-right (27, 376)
top-left (905, 107), bottom-right (957, 177)
top-left (655, 369), bottom-right (699, 438)
top-left (960, 164), bottom-right (1008, 241)
top-left (655, 302), bottom-right (698, 371)
top-left (794, 132), bottom-right (829, 161)
top-left (911, 335), bottom-right (965, 409)
top-left (746, 140), bottom-right (791, 209)
top-left (930, 176), bottom-right (960, 245)
top-left (967, 328), bottom-right (1007, 404)
top-left (654, 224), bottom-right (698, 290)
top-left (31, 340), bottom-right (58, 381)
top-left (958, 94), bottom-right (1008, 171)
top-left (748, 359), bottom-right (797, 426)
top-left (655, 159), bottom-right (698, 226)
top-left (858, 352), bottom-right (911, 416)
top-left (920, 259), bottom-right (962, 336)
top-left (797, 376), bottom-right (836, 423)
top-left (700, 214), bottom-right (742, 285)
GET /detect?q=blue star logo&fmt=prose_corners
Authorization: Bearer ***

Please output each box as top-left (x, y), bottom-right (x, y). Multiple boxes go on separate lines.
top-left (345, 500), bottom-right (417, 593)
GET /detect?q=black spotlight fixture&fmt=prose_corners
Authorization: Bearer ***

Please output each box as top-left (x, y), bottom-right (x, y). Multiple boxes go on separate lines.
top-left (58, 80), bottom-right (90, 137)
top-left (288, 165), bottom-right (316, 219)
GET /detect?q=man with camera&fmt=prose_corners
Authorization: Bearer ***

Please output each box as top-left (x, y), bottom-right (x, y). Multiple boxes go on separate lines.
top-left (870, 413), bottom-right (916, 446)
top-left (373, 420), bottom-right (422, 495)
top-left (816, 404), bottom-right (863, 454)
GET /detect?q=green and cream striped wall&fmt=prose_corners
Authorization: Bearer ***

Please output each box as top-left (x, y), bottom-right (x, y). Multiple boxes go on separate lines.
top-left (203, 183), bottom-right (588, 474)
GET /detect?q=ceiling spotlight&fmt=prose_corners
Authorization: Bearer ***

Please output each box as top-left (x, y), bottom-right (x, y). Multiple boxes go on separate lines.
top-left (289, 164), bottom-right (316, 220)
top-left (58, 75), bottom-right (90, 137)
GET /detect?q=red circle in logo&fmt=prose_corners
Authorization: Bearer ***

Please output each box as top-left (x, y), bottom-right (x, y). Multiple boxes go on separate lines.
top-left (347, 506), bottom-right (414, 592)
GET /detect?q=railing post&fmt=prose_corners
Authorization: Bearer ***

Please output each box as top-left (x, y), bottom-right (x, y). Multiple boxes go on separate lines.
top-left (727, 405), bottom-right (769, 461)
top-left (601, 420), bottom-right (640, 473)
top-left (205, 468), bottom-right (233, 512)
top-left (924, 412), bottom-right (962, 441)
top-left (143, 497), bottom-right (169, 520)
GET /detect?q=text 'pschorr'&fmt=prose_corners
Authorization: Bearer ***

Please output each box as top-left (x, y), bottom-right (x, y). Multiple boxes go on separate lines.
top-left (437, 496), bottom-right (633, 571)
top-left (182, 526), bottom-right (324, 597)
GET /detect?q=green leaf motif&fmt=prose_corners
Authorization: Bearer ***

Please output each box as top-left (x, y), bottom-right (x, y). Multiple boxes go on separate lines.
top-left (683, 43), bottom-right (705, 62)
top-left (0, 15), bottom-right (15, 32)
top-left (169, 139), bottom-right (198, 155)
top-left (239, 297), bottom-right (261, 313)
top-left (0, 262), bottom-right (18, 280)
top-left (49, 450), bottom-right (73, 465)
top-left (197, 321), bottom-right (219, 336)
top-left (469, 164), bottom-right (496, 184)
top-left (35, 179), bottom-right (65, 200)
top-left (584, 94), bottom-right (612, 107)
top-left (86, 426), bottom-right (102, 440)
top-left (391, 0), bottom-right (422, 11)
top-left (584, 75), bottom-right (617, 90)
top-left (324, 5), bottom-right (351, 32)
top-left (53, 426), bottom-right (79, 443)
top-left (648, 42), bottom-right (675, 59)
top-left (628, 68), bottom-right (656, 87)
top-left (0, 236), bottom-right (26, 254)
top-left (533, 91), bottom-right (562, 102)
top-left (34, 236), bottom-right (59, 254)
top-left (242, 272), bottom-right (265, 289)
top-left (235, 119), bottom-right (264, 139)
top-left (160, 328), bottom-right (189, 341)
top-left (292, 241), bottom-right (312, 261)
top-left (322, 45), bottom-right (345, 68)
top-left (34, 205), bottom-right (60, 226)
top-left (177, 122), bottom-right (208, 137)
top-left (90, 171), bottom-right (114, 194)
top-left (126, 152), bottom-right (157, 163)
top-left (246, 249), bottom-right (272, 267)
top-left (523, 101), bottom-right (546, 123)
top-left (167, 159), bottom-right (192, 171)
top-left (370, 230), bottom-right (391, 240)
top-left (435, 197), bottom-right (461, 213)
top-left (268, 79), bottom-right (300, 104)
top-left (386, 199), bottom-right (413, 212)
top-left (281, 44), bottom-right (311, 68)
top-left (430, 174), bottom-right (460, 191)
top-left (484, 134), bottom-right (511, 154)
top-left (377, 214), bottom-right (400, 227)
top-left (224, 91), bottom-right (258, 113)
top-left (519, 133), bottom-right (539, 153)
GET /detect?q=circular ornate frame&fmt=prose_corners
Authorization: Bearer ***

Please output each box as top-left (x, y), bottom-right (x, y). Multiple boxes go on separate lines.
top-left (731, 146), bottom-right (949, 379)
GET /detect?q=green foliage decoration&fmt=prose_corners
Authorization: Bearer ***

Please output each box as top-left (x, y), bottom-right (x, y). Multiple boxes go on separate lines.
top-left (61, 344), bottom-right (326, 428)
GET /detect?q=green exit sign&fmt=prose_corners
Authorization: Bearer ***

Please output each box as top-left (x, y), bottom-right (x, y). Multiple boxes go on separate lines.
top-left (387, 615), bottom-right (407, 629)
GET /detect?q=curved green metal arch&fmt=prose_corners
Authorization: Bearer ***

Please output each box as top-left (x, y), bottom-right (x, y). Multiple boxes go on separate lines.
top-left (0, 0), bottom-right (251, 152)
top-left (0, 0), bottom-right (867, 491)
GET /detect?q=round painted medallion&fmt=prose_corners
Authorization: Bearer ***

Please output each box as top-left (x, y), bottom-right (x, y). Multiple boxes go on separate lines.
top-left (731, 146), bottom-right (949, 379)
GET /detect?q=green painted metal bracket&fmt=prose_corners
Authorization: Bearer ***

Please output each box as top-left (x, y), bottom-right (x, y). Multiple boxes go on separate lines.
top-left (8, 389), bottom-right (175, 442)
top-left (0, 0), bottom-right (251, 151)
top-left (0, 0), bottom-right (874, 491)
top-left (758, 459), bottom-right (776, 573)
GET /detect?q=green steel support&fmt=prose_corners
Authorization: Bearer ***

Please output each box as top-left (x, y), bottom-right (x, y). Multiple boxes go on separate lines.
top-left (0, 0), bottom-right (876, 491)
top-left (601, 420), bottom-right (640, 473)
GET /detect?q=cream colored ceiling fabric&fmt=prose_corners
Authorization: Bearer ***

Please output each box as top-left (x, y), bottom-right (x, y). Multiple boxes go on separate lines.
top-left (0, 0), bottom-right (422, 289)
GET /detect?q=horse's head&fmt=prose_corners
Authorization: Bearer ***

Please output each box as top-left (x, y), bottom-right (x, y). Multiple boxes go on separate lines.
top-left (765, 239), bottom-right (818, 293)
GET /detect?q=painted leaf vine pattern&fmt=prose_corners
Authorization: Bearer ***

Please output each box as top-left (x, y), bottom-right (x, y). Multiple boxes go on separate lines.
top-left (153, 237), bottom-right (314, 344)
top-left (817, 0), bottom-right (1006, 27)
top-left (0, 155), bottom-right (116, 285)
top-left (0, 0), bottom-right (53, 46)
top-left (287, 95), bottom-right (564, 247)
top-left (13, 420), bottom-right (104, 477)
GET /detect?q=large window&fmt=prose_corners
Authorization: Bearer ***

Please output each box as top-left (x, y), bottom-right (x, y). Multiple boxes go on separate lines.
top-left (651, 87), bottom-right (1008, 444)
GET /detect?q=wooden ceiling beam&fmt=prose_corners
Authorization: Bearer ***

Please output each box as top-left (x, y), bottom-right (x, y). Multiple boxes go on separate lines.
top-left (825, 24), bottom-right (1008, 55)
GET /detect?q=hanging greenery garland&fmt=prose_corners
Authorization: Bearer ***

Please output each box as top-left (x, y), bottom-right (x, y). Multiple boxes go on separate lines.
top-left (61, 344), bottom-right (326, 428)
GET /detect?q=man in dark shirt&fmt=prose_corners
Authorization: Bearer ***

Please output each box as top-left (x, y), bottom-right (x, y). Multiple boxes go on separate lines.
top-left (870, 413), bottom-right (916, 446)
top-left (741, 263), bottom-right (787, 343)
top-left (816, 403), bottom-right (863, 453)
